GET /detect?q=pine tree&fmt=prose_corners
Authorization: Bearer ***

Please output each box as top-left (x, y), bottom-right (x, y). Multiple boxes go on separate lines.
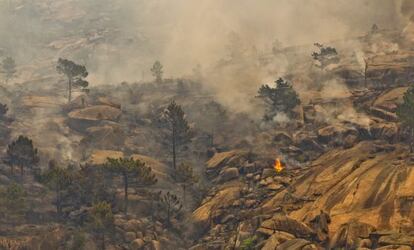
top-left (162, 101), bottom-right (192, 169)
top-left (151, 61), bottom-right (163, 83)
top-left (397, 86), bottom-right (414, 152)
top-left (197, 101), bottom-right (227, 146)
top-left (104, 157), bottom-right (157, 214)
top-left (0, 103), bottom-right (8, 120)
top-left (159, 191), bottom-right (182, 227)
top-left (41, 161), bottom-right (75, 217)
top-left (5, 135), bottom-right (39, 177)
top-left (56, 58), bottom-right (89, 102)
top-left (0, 182), bottom-right (27, 224)
top-left (311, 43), bottom-right (339, 68)
top-left (78, 164), bottom-right (115, 206)
top-left (1, 57), bottom-right (16, 83)
top-left (88, 201), bottom-right (114, 250)
top-left (175, 162), bottom-right (198, 207)
top-left (257, 78), bottom-right (300, 121)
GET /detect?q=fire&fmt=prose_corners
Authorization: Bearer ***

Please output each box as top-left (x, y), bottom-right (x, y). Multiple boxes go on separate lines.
top-left (274, 158), bottom-right (283, 173)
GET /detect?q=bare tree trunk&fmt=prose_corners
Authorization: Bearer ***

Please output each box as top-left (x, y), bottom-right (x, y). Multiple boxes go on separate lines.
top-left (167, 205), bottom-right (171, 226)
top-left (102, 233), bottom-right (106, 250)
top-left (68, 77), bottom-right (72, 103)
top-left (410, 128), bottom-right (413, 153)
top-left (20, 165), bottom-right (23, 177)
top-left (150, 198), bottom-right (155, 224)
top-left (172, 128), bottom-right (177, 169)
top-left (56, 183), bottom-right (62, 217)
top-left (124, 174), bottom-right (128, 214)
top-left (364, 58), bottom-right (368, 88)
top-left (233, 222), bottom-right (241, 249)
top-left (182, 185), bottom-right (186, 209)
top-left (344, 223), bottom-right (350, 250)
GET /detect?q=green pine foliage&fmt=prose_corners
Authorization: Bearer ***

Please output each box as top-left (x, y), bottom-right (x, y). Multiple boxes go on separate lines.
top-left (257, 77), bottom-right (300, 121)
top-left (104, 157), bottom-right (157, 213)
top-left (396, 85), bottom-right (414, 152)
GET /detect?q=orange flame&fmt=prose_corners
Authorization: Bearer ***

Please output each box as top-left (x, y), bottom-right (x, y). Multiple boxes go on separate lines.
top-left (274, 158), bottom-right (283, 173)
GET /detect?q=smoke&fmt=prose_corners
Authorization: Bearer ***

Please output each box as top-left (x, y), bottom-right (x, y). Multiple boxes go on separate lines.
top-left (313, 79), bottom-right (371, 128)
top-left (0, 0), bottom-right (408, 115)
top-left (354, 49), bottom-right (367, 74)
top-left (0, 0), bottom-right (408, 167)
top-left (400, 0), bottom-right (414, 22)
top-left (120, 0), bottom-right (403, 114)
top-left (320, 79), bottom-right (351, 99)
top-left (273, 112), bottom-right (290, 125)
top-left (399, 0), bottom-right (414, 42)
top-left (0, 1), bottom-right (404, 71)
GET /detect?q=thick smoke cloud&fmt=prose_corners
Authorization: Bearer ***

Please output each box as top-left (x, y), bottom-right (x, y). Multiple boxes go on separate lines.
top-left (401, 0), bottom-right (414, 22)
top-left (0, 0), bottom-right (404, 76)
top-left (126, 0), bottom-right (403, 76)
top-left (0, 0), bottom-right (408, 114)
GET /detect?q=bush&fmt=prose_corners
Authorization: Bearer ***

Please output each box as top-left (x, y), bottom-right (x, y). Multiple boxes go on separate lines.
top-left (240, 236), bottom-right (257, 250)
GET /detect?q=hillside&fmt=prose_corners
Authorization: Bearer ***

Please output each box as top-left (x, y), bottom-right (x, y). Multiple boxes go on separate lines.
top-left (1, 1), bottom-right (414, 250)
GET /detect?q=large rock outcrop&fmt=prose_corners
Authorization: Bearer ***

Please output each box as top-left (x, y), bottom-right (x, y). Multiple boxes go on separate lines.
top-left (191, 182), bottom-right (243, 236)
top-left (67, 105), bottom-right (122, 131)
top-left (264, 141), bottom-right (414, 238)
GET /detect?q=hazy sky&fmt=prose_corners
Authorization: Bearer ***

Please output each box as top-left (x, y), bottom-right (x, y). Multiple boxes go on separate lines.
top-left (0, 0), bottom-right (408, 83)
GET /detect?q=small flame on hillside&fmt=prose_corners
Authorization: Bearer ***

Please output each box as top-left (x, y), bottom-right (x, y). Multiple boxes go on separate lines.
top-left (274, 158), bottom-right (283, 173)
